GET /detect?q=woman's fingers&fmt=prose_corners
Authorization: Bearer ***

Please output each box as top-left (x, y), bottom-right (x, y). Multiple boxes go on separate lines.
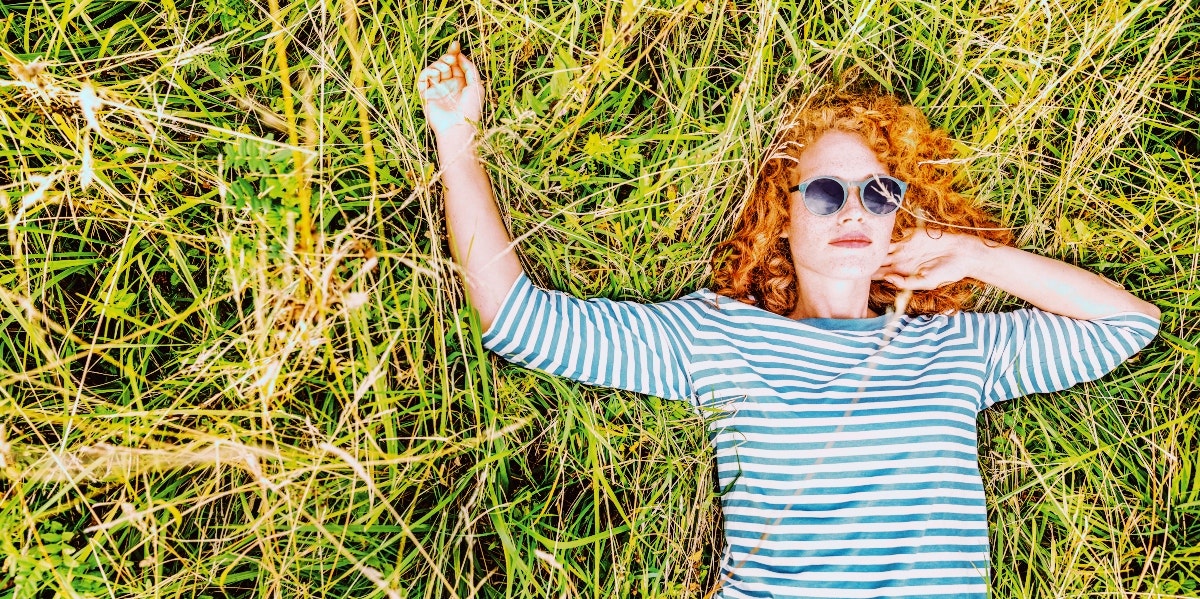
top-left (418, 41), bottom-right (478, 86)
top-left (421, 67), bottom-right (467, 94)
top-left (418, 70), bottom-right (442, 99)
top-left (459, 53), bottom-right (482, 87)
top-left (419, 72), bottom-right (458, 99)
top-left (418, 68), bottom-right (447, 97)
top-left (417, 41), bottom-right (482, 125)
top-left (887, 272), bottom-right (932, 291)
top-left (418, 68), bottom-right (438, 90)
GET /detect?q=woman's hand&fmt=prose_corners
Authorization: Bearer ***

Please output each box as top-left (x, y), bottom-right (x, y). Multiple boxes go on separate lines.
top-left (874, 227), bottom-right (983, 290)
top-left (417, 41), bottom-right (483, 135)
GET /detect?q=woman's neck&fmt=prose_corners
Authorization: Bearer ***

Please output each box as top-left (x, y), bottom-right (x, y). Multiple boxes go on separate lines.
top-left (787, 271), bottom-right (877, 320)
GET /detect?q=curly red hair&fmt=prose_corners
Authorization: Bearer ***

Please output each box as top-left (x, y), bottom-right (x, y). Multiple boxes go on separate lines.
top-left (712, 87), bottom-right (1012, 316)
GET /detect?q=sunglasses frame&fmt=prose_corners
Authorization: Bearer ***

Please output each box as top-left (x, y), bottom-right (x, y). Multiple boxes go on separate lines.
top-left (788, 175), bottom-right (908, 216)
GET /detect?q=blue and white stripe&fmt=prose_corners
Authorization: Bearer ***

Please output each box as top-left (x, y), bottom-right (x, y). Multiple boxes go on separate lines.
top-left (482, 273), bottom-right (1159, 599)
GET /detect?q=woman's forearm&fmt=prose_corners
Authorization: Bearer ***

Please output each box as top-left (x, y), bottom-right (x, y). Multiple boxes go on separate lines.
top-left (966, 242), bottom-right (1160, 321)
top-left (436, 124), bottom-right (523, 329)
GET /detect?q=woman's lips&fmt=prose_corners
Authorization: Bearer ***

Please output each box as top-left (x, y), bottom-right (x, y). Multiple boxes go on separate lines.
top-left (830, 234), bottom-right (871, 248)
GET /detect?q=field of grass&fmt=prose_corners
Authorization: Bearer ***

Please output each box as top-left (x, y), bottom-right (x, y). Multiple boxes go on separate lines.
top-left (1, 0), bottom-right (1198, 597)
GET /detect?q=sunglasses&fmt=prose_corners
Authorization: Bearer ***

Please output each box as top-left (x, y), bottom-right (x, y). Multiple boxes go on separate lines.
top-left (788, 175), bottom-right (907, 216)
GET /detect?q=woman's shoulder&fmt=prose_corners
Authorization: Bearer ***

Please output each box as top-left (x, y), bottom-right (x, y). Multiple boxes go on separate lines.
top-left (670, 288), bottom-right (779, 318)
top-left (648, 287), bottom-right (745, 321)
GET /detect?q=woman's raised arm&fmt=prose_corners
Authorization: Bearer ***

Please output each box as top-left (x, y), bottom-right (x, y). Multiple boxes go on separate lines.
top-left (416, 43), bottom-right (696, 403)
top-left (877, 229), bottom-right (1161, 321)
top-left (418, 41), bottom-right (523, 329)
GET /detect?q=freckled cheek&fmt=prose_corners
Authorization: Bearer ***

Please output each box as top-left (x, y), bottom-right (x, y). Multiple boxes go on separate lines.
top-left (874, 217), bottom-right (899, 244)
top-left (787, 211), bottom-right (814, 238)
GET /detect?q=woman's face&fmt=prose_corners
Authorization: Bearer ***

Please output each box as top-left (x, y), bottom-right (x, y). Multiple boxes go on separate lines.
top-left (786, 129), bottom-right (898, 283)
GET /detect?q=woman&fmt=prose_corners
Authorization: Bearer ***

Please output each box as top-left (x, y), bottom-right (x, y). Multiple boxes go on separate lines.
top-left (418, 42), bottom-right (1160, 599)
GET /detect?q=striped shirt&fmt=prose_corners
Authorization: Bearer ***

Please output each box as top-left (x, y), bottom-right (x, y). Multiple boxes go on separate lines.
top-left (482, 273), bottom-right (1160, 599)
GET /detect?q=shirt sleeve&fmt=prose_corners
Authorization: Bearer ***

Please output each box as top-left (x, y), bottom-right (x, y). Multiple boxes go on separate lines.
top-left (968, 308), bottom-right (1160, 410)
top-left (481, 273), bottom-right (696, 402)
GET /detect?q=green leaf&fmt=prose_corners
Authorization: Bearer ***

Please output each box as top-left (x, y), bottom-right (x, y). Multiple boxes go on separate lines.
top-left (98, 289), bottom-right (137, 318)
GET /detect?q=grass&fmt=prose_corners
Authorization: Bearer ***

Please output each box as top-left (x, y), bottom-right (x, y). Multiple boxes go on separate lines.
top-left (0, 0), bottom-right (1197, 597)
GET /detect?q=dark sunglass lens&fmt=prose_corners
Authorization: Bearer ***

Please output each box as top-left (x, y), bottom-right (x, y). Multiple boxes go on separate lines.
top-left (863, 178), bottom-right (903, 215)
top-left (804, 178), bottom-right (845, 215)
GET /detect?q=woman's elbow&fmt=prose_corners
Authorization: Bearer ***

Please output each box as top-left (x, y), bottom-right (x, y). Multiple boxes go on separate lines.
top-left (1139, 300), bottom-right (1161, 321)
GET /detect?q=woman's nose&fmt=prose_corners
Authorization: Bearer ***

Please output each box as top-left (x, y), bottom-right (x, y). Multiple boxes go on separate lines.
top-left (837, 188), bottom-right (867, 222)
